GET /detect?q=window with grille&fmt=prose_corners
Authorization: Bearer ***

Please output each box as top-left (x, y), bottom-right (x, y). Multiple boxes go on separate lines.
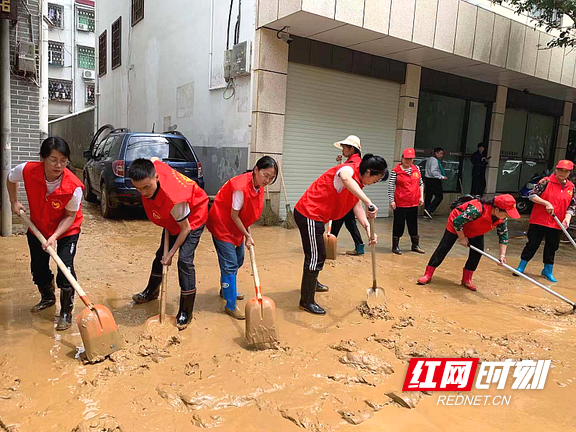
top-left (131, 0), bottom-right (144, 26)
top-left (111, 17), bottom-right (121, 70)
top-left (86, 84), bottom-right (95, 105)
top-left (48, 79), bottom-right (72, 101)
top-left (77, 45), bottom-right (95, 69)
top-left (48, 41), bottom-right (64, 66)
top-left (77, 8), bottom-right (95, 32)
top-left (98, 30), bottom-right (107, 77)
top-left (48, 3), bottom-right (64, 28)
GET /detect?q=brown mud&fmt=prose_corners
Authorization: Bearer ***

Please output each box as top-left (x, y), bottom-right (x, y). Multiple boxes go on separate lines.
top-left (1, 203), bottom-right (575, 430)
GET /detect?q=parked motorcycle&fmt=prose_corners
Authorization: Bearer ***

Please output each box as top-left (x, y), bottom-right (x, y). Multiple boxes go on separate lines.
top-left (517, 172), bottom-right (547, 214)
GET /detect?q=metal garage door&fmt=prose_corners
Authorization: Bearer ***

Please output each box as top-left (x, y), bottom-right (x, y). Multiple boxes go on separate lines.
top-left (281, 62), bottom-right (399, 219)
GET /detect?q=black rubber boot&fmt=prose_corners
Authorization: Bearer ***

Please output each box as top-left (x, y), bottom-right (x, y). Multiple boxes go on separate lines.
top-left (56, 288), bottom-right (75, 331)
top-left (132, 274), bottom-right (162, 304)
top-left (316, 281), bottom-right (330, 292)
top-left (411, 236), bottom-right (425, 254)
top-left (31, 281), bottom-right (56, 313)
top-left (176, 290), bottom-right (196, 330)
top-left (299, 270), bottom-right (326, 315)
top-left (392, 236), bottom-right (402, 255)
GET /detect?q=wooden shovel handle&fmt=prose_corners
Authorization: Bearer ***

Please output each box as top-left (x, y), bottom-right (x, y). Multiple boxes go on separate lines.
top-left (19, 211), bottom-right (94, 309)
top-left (368, 212), bottom-right (377, 289)
top-left (248, 245), bottom-right (262, 301)
top-left (326, 220), bottom-right (332, 234)
top-left (159, 229), bottom-right (169, 323)
top-left (278, 164), bottom-right (290, 203)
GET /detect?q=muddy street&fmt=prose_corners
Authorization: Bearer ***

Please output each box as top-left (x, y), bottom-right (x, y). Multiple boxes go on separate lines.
top-left (1, 202), bottom-right (576, 431)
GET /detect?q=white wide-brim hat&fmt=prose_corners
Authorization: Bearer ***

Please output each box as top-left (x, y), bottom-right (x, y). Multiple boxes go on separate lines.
top-left (334, 135), bottom-right (361, 151)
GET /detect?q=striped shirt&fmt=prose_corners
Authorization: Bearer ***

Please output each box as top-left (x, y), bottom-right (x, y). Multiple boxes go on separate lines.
top-left (388, 165), bottom-right (424, 204)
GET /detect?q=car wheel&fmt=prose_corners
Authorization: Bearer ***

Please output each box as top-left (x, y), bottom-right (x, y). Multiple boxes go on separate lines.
top-left (516, 200), bottom-right (531, 215)
top-left (83, 172), bottom-right (98, 203)
top-left (100, 185), bottom-right (117, 218)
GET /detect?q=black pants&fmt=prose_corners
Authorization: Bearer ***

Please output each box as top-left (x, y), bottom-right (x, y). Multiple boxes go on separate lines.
top-left (470, 169), bottom-right (486, 196)
top-left (427, 229), bottom-right (484, 271)
top-left (294, 209), bottom-right (326, 272)
top-left (148, 226), bottom-right (204, 293)
top-left (331, 209), bottom-right (363, 246)
top-left (424, 178), bottom-right (443, 214)
top-left (520, 224), bottom-right (561, 265)
top-left (393, 206), bottom-right (419, 238)
top-left (27, 231), bottom-right (79, 289)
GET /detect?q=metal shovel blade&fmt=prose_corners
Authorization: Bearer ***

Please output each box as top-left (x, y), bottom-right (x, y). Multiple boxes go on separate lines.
top-left (324, 233), bottom-right (338, 260)
top-left (77, 304), bottom-right (122, 363)
top-left (367, 286), bottom-right (386, 309)
top-left (245, 296), bottom-right (278, 348)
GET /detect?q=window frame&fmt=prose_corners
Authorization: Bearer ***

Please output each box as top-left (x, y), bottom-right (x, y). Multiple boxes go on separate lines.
top-left (48, 40), bottom-right (64, 66)
top-left (98, 30), bottom-right (107, 77)
top-left (77, 45), bottom-right (95, 70)
top-left (77, 7), bottom-right (96, 33)
top-left (111, 17), bottom-right (122, 70)
top-left (131, 0), bottom-right (144, 27)
top-left (48, 78), bottom-right (73, 101)
top-left (47, 3), bottom-right (64, 29)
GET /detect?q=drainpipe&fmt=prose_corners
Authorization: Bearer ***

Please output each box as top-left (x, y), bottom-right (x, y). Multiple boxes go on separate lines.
top-left (1, 20), bottom-right (12, 236)
top-left (39, 0), bottom-right (49, 141)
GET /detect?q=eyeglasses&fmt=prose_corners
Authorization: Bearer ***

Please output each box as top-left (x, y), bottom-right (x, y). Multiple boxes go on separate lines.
top-left (46, 157), bottom-right (69, 167)
top-left (260, 172), bottom-right (275, 181)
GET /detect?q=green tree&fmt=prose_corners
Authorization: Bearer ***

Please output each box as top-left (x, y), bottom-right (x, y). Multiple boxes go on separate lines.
top-left (492, 0), bottom-right (576, 48)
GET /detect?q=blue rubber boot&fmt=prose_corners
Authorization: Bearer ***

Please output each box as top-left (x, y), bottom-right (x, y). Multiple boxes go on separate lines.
top-left (221, 274), bottom-right (237, 311)
top-left (514, 259), bottom-right (528, 277)
top-left (541, 264), bottom-right (557, 283)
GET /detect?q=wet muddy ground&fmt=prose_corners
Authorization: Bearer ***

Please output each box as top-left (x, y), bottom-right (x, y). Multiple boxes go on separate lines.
top-left (1, 202), bottom-right (575, 431)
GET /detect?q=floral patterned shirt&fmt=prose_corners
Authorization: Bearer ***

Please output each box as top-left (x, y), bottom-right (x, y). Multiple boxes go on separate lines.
top-left (453, 204), bottom-right (509, 245)
top-left (529, 178), bottom-right (576, 216)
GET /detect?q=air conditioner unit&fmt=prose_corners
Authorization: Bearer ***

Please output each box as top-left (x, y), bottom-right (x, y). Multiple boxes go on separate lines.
top-left (17, 41), bottom-right (37, 75)
top-left (77, 23), bottom-right (89, 31)
top-left (82, 70), bottom-right (96, 80)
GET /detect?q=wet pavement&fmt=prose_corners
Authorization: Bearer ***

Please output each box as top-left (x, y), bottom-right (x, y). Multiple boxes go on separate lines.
top-left (1, 202), bottom-right (575, 431)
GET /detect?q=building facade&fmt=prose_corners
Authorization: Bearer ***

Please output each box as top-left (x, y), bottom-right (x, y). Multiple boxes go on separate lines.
top-left (46, 0), bottom-right (96, 120)
top-left (95, 0), bottom-right (576, 215)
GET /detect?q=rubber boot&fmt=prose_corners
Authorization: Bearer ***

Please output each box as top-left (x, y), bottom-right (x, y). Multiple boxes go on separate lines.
top-left (417, 266), bottom-right (436, 285)
top-left (514, 259), bottom-right (528, 277)
top-left (219, 286), bottom-right (244, 300)
top-left (316, 281), bottom-right (330, 292)
top-left (176, 290), bottom-right (196, 330)
top-left (461, 269), bottom-right (477, 291)
top-left (411, 236), bottom-right (425, 254)
top-left (346, 244), bottom-right (365, 256)
top-left (299, 270), bottom-right (326, 315)
top-left (132, 274), bottom-right (162, 304)
top-left (392, 236), bottom-right (402, 255)
top-left (541, 264), bottom-right (557, 283)
top-left (31, 280), bottom-right (56, 313)
top-left (56, 288), bottom-right (75, 331)
top-left (222, 274), bottom-right (245, 320)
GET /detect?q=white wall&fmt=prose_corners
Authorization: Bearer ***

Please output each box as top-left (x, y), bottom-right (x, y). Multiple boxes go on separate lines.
top-left (96, 0), bottom-right (256, 194)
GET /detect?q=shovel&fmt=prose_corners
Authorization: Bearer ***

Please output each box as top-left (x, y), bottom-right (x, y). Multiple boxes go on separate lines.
top-left (245, 245), bottom-right (278, 348)
top-left (20, 211), bottom-right (122, 362)
top-left (146, 230), bottom-right (177, 329)
top-left (324, 221), bottom-right (337, 260)
top-left (552, 213), bottom-right (576, 250)
top-left (469, 245), bottom-right (576, 311)
top-left (366, 215), bottom-right (386, 308)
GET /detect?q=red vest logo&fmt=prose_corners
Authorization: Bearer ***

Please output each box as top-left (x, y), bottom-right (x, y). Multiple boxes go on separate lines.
top-left (173, 171), bottom-right (195, 186)
top-left (51, 200), bottom-right (63, 210)
top-left (412, 171), bottom-right (420, 178)
top-left (568, 188), bottom-right (574, 197)
top-left (152, 210), bottom-right (161, 220)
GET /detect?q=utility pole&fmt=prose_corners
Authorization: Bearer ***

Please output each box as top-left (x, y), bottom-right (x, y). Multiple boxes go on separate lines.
top-left (39, 0), bottom-right (49, 142)
top-left (1, 19), bottom-right (13, 237)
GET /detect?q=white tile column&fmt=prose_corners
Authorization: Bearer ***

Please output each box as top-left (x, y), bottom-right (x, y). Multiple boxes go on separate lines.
top-left (554, 102), bottom-right (572, 164)
top-left (485, 85), bottom-right (508, 196)
top-left (394, 64), bottom-right (421, 164)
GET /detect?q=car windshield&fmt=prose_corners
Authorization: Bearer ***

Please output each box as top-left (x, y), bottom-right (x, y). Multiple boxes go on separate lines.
top-left (125, 136), bottom-right (196, 162)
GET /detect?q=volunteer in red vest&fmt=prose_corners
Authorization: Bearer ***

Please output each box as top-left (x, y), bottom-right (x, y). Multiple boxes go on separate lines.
top-left (417, 194), bottom-right (520, 291)
top-left (516, 160), bottom-right (576, 282)
top-left (7, 137), bottom-right (84, 331)
top-left (388, 148), bottom-right (425, 255)
top-left (331, 135), bottom-right (365, 257)
top-left (294, 154), bottom-right (389, 315)
top-left (207, 156), bottom-right (278, 320)
top-left (128, 158), bottom-right (208, 330)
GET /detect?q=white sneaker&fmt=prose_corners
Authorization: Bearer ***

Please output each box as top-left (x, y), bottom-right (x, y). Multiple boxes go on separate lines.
top-left (424, 209), bottom-right (433, 219)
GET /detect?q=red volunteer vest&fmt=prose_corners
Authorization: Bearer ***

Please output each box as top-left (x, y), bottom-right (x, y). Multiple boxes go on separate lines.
top-left (142, 161), bottom-right (208, 235)
top-left (23, 162), bottom-right (84, 239)
top-left (207, 172), bottom-right (264, 246)
top-left (295, 163), bottom-right (364, 223)
top-left (393, 164), bottom-right (421, 208)
top-left (346, 153), bottom-right (361, 164)
top-left (446, 200), bottom-right (502, 238)
top-left (529, 174), bottom-right (575, 230)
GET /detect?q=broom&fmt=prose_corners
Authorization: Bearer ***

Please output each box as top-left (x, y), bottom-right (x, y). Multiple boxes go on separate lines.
top-left (279, 165), bottom-right (296, 229)
top-left (260, 185), bottom-right (280, 226)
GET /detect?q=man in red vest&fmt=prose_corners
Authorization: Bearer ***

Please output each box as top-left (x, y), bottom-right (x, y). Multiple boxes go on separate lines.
top-left (516, 160), bottom-right (575, 282)
top-left (128, 158), bottom-right (208, 330)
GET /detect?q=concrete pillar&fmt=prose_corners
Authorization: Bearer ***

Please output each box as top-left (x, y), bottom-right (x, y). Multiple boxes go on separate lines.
top-left (485, 85), bottom-right (508, 196)
top-left (250, 27), bottom-right (289, 213)
top-left (394, 64), bottom-right (421, 164)
top-left (553, 102), bottom-right (572, 164)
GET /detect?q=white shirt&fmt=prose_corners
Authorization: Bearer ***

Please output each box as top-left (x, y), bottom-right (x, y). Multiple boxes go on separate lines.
top-left (334, 165), bottom-right (355, 193)
top-left (9, 162), bottom-right (82, 212)
top-left (170, 202), bottom-right (190, 222)
top-left (231, 182), bottom-right (260, 211)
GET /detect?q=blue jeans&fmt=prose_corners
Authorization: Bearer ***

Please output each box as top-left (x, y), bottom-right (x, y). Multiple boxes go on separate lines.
top-left (212, 237), bottom-right (245, 275)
